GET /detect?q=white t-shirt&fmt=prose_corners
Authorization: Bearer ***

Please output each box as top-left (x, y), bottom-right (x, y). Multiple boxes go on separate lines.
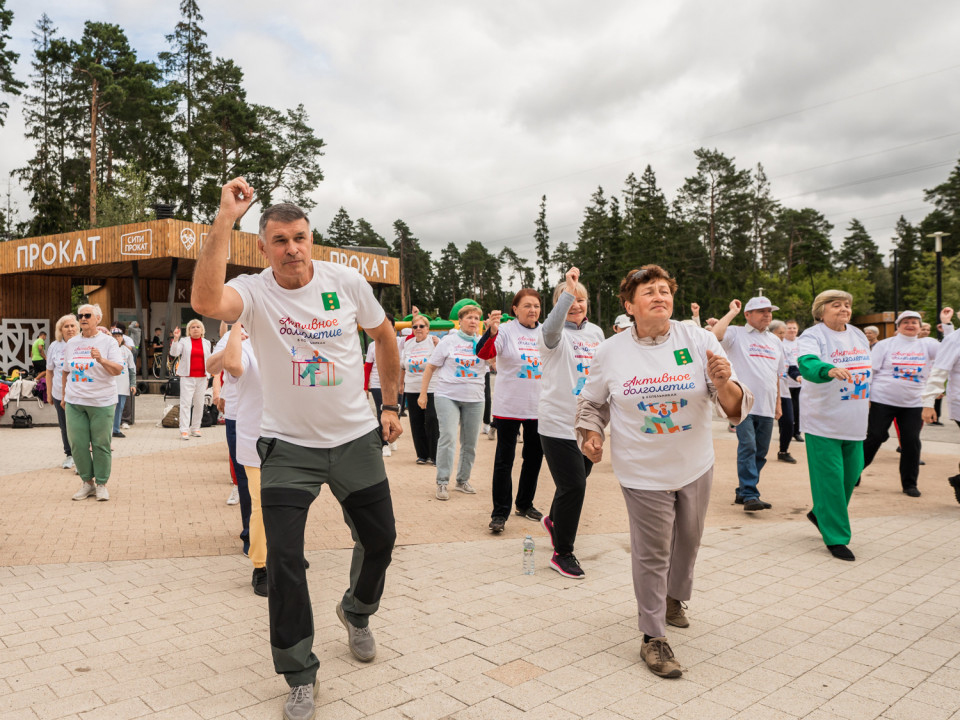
top-left (63, 332), bottom-right (124, 407)
top-left (114, 344), bottom-right (135, 395)
top-left (870, 335), bottom-right (939, 408)
top-left (401, 336), bottom-right (438, 395)
top-left (214, 332), bottom-right (240, 421)
top-left (538, 322), bottom-right (605, 440)
top-left (47, 340), bottom-right (67, 401)
top-left (931, 330), bottom-right (960, 420)
top-left (491, 320), bottom-right (542, 420)
top-left (365, 336), bottom-right (403, 390)
top-left (797, 324), bottom-right (871, 441)
top-left (721, 325), bottom-right (785, 418)
top-left (579, 322), bottom-right (733, 490)
top-left (229, 339), bottom-right (263, 469)
top-left (782, 338), bottom-right (801, 390)
top-left (427, 333), bottom-right (485, 403)
top-left (227, 260), bottom-right (385, 448)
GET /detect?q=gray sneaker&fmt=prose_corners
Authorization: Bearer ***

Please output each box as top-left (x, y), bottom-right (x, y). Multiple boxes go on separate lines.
top-left (283, 682), bottom-right (318, 720)
top-left (72, 481), bottom-right (95, 500)
top-left (95, 484), bottom-right (110, 501)
top-left (454, 481), bottom-right (477, 494)
top-left (436, 484), bottom-right (449, 500)
top-left (336, 603), bottom-right (376, 662)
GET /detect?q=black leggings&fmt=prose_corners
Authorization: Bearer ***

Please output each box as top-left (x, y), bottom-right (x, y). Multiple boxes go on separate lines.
top-left (863, 401), bottom-right (923, 490)
top-left (540, 434), bottom-right (593, 555)
top-left (490, 418), bottom-right (543, 518)
top-left (778, 395), bottom-right (794, 453)
top-left (54, 399), bottom-right (71, 456)
top-left (405, 392), bottom-right (439, 461)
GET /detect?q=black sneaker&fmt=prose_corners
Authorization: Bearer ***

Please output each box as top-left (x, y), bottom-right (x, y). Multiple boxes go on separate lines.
top-left (734, 496), bottom-right (744, 505)
top-left (112, 431), bottom-right (125, 438)
top-left (416, 458), bottom-right (427, 465)
top-left (949, 473), bottom-right (960, 505)
top-left (515, 506), bottom-right (543, 521)
top-left (489, 516), bottom-right (506, 533)
top-left (541, 515), bottom-right (556, 549)
top-left (828, 544), bottom-right (855, 561)
top-left (806, 511), bottom-right (819, 529)
top-left (903, 487), bottom-right (921, 497)
top-left (743, 498), bottom-right (770, 512)
top-left (550, 552), bottom-right (584, 579)
top-left (777, 452), bottom-right (797, 464)
top-left (793, 434), bottom-right (804, 443)
top-left (252, 567), bottom-right (268, 596)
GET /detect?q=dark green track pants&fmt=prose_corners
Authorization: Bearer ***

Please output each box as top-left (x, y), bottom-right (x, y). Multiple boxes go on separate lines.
top-left (805, 433), bottom-right (863, 546)
top-left (258, 430), bottom-right (396, 687)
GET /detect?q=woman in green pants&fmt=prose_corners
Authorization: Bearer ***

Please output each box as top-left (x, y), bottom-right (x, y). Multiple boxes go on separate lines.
top-left (796, 290), bottom-right (872, 561)
top-left (62, 303), bottom-right (124, 502)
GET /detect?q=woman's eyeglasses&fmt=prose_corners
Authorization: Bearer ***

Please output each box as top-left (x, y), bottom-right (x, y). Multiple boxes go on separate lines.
top-left (413, 324), bottom-right (428, 330)
top-left (77, 313), bottom-right (94, 319)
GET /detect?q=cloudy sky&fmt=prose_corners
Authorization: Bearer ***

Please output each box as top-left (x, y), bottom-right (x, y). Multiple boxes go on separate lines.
top-left (3, 0), bottom-right (959, 274)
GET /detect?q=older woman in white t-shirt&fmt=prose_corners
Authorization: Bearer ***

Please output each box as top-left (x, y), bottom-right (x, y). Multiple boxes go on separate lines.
top-left (420, 304), bottom-right (486, 500)
top-left (797, 289), bottom-right (871, 562)
top-left (577, 265), bottom-right (750, 679)
top-left (62, 303), bottom-right (124, 502)
top-left (401, 311), bottom-right (440, 465)
top-left (46, 313), bottom-right (80, 469)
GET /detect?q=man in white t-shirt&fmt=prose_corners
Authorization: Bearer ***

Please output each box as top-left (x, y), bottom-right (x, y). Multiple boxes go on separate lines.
top-left (192, 178), bottom-right (402, 720)
top-left (712, 296), bottom-right (785, 512)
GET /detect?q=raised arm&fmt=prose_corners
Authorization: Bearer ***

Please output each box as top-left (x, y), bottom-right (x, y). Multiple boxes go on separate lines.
top-left (542, 267), bottom-right (579, 349)
top-left (223, 325), bottom-right (244, 377)
top-left (710, 299), bottom-right (741, 342)
top-left (191, 178), bottom-right (251, 322)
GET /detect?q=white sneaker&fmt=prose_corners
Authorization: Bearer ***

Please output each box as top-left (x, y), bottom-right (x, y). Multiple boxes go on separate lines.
top-left (382, 445), bottom-right (392, 457)
top-left (95, 484), bottom-right (110, 501)
top-left (72, 481), bottom-right (95, 500)
top-left (436, 484), bottom-right (449, 500)
top-left (487, 427), bottom-right (496, 441)
top-left (181, 432), bottom-right (189, 441)
top-left (227, 486), bottom-right (240, 505)
top-left (61, 456), bottom-right (74, 469)
top-left (482, 424), bottom-right (490, 435)
top-left (120, 422), bottom-right (130, 430)
top-left (190, 430), bottom-right (202, 437)
top-left (390, 441), bottom-right (398, 451)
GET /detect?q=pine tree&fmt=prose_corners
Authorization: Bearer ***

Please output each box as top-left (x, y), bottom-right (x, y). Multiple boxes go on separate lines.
top-left (159, 0), bottom-right (211, 219)
top-left (392, 220), bottom-right (432, 315)
top-left (921, 157), bottom-right (960, 256)
top-left (892, 216), bottom-right (921, 279)
top-left (326, 207), bottom-right (356, 247)
top-left (433, 242), bottom-right (463, 314)
top-left (774, 207), bottom-right (835, 280)
top-left (461, 241), bottom-right (502, 307)
top-left (837, 219), bottom-right (882, 272)
top-left (622, 166), bottom-right (669, 270)
top-left (533, 195), bottom-right (551, 303)
top-left (750, 163), bottom-right (779, 272)
top-left (0, 0), bottom-right (25, 126)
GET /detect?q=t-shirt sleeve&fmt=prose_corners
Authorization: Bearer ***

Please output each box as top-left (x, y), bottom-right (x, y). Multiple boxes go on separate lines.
top-left (351, 272), bottom-right (387, 330)
top-left (870, 340), bottom-right (888, 373)
top-left (935, 333), bottom-right (960, 371)
top-left (225, 273), bottom-right (256, 328)
top-left (797, 329), bottom-right (822, 360)
top-left (428, 337), bottom-right (450, 367)
top-left (720, 325), bottom-right (739, 352)
top-left (105, 337), bottom-right (124, 363)
top-left (925, 337), bottom-right (939, 362)
top-left (578, 342), bottom-right (609, 404)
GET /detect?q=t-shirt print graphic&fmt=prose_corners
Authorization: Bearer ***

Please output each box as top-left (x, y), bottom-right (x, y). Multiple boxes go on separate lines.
top-left (636, 398), bottom-right (693, 433)
top-left (839, 368), bottom-right (871, 401)
top-left (290, 344), bottom-right (342, 387)
top-left (69, 347), bottom-right (95, 383)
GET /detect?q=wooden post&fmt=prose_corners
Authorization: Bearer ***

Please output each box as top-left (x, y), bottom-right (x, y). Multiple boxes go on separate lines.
top-left (161, 257), bottom-right (179, 380)
top-left (131, 260), bottom-right (147, 376)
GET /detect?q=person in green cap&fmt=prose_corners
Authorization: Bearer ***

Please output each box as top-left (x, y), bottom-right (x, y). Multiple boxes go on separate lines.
top-left (31, 331), bottom-right (47, 376)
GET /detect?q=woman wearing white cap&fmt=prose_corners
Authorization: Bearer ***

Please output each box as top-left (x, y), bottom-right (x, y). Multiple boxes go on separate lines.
top-left (862, 310), bottom-right (939, 496)
top-left (797, 290), bottom-right (871, 561)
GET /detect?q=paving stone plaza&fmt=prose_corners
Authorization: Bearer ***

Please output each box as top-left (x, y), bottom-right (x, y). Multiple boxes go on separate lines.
top-left (2, 395), bottom-right (959, 719)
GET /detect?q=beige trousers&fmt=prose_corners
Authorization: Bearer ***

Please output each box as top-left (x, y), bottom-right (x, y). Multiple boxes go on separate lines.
top-left (620, 467), bottom-right (713, 639)
top-left (244, 466), bottom-right (267, 569)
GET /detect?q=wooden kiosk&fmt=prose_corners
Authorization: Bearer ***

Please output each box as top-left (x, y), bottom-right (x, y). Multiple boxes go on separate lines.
top-left (0, 220), bottom-right (398, 379)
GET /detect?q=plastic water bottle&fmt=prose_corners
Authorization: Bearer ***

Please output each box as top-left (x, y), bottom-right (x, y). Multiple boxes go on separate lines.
top-left (522, 535), bottom-right (535, 575)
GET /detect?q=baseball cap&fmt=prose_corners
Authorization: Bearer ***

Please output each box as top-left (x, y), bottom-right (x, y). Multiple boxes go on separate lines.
top-left (895, 310), bottom-right (922, 326)
top-left (614, 314), bottom-right (632, 329)
top-left (110, 327), bottom-right (123, 335)
top-left (744, 296), bottom-right (779, 313)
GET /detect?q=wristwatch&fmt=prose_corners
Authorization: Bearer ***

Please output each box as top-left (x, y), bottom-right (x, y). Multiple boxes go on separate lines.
top-left (381, 404), bottom-right (400, 413)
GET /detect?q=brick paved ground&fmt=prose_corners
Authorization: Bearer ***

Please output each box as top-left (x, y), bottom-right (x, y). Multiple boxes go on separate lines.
top-left (2, 396), bottom-right (959, 719)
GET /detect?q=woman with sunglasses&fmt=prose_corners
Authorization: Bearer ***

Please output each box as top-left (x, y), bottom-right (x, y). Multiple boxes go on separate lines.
top-left (46, 314), bottom-right (81, 469)
top-left (401, 311), bottom-right (440, 465)
top-left (477, 289), bottom-right (545, 534)
top-left (577, 266), bottom-right (749, 678)
top-left (537, 267), bottom-right (605, 579)
top-left (63, 304), bottom-right (124, 502)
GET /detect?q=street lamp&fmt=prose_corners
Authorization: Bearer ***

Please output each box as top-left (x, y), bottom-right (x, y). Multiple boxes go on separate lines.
top-left (927, 231), bottom-right (950, 339)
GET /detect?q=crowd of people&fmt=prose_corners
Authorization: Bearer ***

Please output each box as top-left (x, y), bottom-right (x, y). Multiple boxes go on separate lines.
top-left (37, 179), bottom-right (960, 716)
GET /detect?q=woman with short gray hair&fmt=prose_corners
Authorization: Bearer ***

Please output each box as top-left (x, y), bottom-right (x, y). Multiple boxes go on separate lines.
top-left (63, 303), bottom-right (124, 501)
top-left (797, 289), bottom-right (870, 561)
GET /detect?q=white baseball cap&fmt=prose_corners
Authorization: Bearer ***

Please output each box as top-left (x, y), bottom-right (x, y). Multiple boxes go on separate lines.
top-left (895, 310), bottom-right (922, 326)
top-left (614, 314), bottom-right (633, 329)
top-left (744, 296), bottom-right (779, 313)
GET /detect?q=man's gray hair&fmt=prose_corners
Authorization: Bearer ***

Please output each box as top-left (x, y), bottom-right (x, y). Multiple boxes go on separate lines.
top-left (259, 203), bottom-right (309, 238)
top-left (769, 319), bottom-right (786, 332)
top-left (864, 325), bottom-right (879, 335)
